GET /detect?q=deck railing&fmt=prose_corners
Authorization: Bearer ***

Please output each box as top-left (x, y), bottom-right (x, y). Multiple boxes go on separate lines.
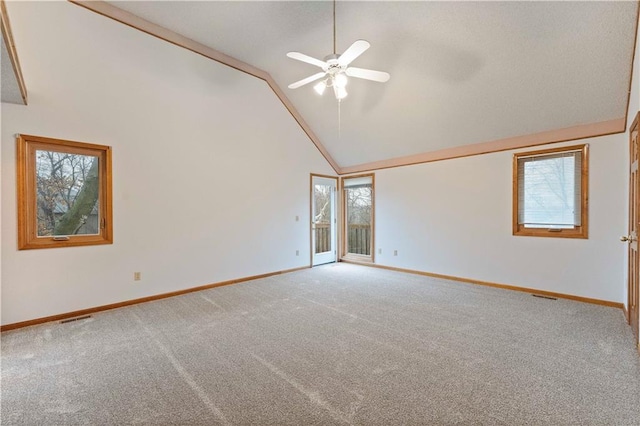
top-left (315, 223), bottom-right (331, 253)
top-left (347, 224), bottom-right (371, 255)
top-left (314, 223), bottom-right (372, 256)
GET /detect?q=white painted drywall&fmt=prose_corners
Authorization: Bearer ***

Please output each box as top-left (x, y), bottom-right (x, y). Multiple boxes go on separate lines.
top-left (0, 2), bottom-right (335, 325)
top-left (374, 19), bottom-right (640, 309)
top-left (375, 133), bottom-right (628, 303)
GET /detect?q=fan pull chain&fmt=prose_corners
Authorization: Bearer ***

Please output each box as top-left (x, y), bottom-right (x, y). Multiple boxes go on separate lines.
top-left (338, 99), bottom-right (341, 139)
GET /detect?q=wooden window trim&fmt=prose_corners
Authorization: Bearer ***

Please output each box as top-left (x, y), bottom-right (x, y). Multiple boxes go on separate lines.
top-left (17, 134), bottom-right (113, 250)
top-left (512, 144), bottom-right (588, 239)
top-left (341, 173), bottom-right (375, 261)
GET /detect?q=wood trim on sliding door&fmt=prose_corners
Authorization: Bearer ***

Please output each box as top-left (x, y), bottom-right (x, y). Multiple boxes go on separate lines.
top-left (341, 173), bottom-right (375, 263)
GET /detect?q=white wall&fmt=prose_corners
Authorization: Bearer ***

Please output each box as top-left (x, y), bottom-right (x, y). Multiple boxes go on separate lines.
top-left (0, 2), bottom-right (335, 325)
top-left (374, 11), bottom-right (640, 307)
top-left (375, 134), bottom-right (627, 303)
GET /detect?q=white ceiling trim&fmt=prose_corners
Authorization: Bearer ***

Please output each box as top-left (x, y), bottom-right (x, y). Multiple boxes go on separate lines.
top-left (1, 0), bottom-right (27, 105)
top-left (340, 117), bottom-right (625, 175)
top-left (68, 0), bottom-right (341, 174)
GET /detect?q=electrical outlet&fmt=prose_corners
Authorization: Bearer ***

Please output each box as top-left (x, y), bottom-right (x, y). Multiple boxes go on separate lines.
top-left (296, 250), bottom-right (300, 256)
top-left (295, 215), bottom-right (299, 222)
top-left (393, 250), bottom-right (398, 256)
top-left (134, 272), bottom-right (141, 281)
top-left (378, 248), bottom-right (382, 254)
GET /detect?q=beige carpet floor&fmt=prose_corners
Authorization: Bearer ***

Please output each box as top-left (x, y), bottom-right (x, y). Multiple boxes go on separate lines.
top-left (2, 263), bottom-right (639, 425)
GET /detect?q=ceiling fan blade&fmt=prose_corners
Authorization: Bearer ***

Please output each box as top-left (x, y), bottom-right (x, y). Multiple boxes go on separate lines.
top-left (288, 72), bottom-right (327, 89)
top-left (345, 67), bottom-right (390, 83)
top-left (286, 52), bottom-right (327, 69)
top-left (338, 40), bottom-right (370, 67)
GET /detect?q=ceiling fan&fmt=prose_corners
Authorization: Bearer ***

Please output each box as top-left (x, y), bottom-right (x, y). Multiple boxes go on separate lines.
top-left (286, 1), bottom-right (390, 101)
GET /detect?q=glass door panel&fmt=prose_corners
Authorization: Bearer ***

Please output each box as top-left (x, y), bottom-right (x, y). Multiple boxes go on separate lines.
top-left (312, 176), bottom-right (337, 266)
top-left (344, 175), bottom-right (373, 258)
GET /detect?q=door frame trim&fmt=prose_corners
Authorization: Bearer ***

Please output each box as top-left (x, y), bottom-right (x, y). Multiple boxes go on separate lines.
top-left (628, 111), bottom-right (640, 345)
top-left (340, 173), bottom-right (376, 262)
top-left (310, 174), bottom-right (338, 267)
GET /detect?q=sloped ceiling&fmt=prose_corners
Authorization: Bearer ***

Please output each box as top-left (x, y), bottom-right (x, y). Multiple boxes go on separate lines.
top-left (98, 2), bottom-right (638, 171)
top-left (1, 0), bottom-right (27, 105)
top-left (0, 35), bottom-right (23, 104)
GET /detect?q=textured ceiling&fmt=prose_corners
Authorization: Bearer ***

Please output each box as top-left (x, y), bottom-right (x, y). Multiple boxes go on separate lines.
top-left (1, 27), bottom-right (23, 104)
top-left (105, 1), bottom-right (638, 168)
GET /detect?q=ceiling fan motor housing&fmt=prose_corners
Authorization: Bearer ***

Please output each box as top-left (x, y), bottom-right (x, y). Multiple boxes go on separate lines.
top-left (286, 40), bottom-right (390, 92)
top-left (323, 54), bottom-right (343, 75)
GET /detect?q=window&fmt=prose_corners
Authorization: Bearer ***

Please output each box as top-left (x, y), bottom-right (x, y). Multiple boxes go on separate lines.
top-left (342, 174), bottom-right (374, 260)
top-left (17, 134), bottom-right (113, 249)
top-left (513, 144), bottom-right (588, 238)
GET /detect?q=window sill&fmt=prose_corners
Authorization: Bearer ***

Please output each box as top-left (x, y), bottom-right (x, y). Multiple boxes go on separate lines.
top-left (513, 227), bottom-right (587, 239)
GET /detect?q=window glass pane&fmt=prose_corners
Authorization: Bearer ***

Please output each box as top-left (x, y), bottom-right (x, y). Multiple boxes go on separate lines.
top-left (346, 184), bottom-right (372, 255)
top-left (36, 150), bottom-right (100, 236)
top-left (519, 153), bottom-right (579, 228)
top-left (314, 183), bottom-right (332, 254)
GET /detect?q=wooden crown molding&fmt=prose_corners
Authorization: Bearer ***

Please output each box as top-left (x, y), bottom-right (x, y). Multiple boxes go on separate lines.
top-left (68, 0), bottom-right (341, 174)
top-left (340, 118), bottom-right (625, 175)
top-left (624, 2), bottom-right (640, 132)
top-left (1, 0), bottom-right (28, 104)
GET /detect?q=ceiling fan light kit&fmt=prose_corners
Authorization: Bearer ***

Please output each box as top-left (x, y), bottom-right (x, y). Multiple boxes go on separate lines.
top-left (312, 67), bottom-right (349, 99)
top-left (287, 40), bottom-right (389, 101)
top-left (286, 2), bottom-right (390, 102)
top-left (313, 80), bottom-right (327, 95)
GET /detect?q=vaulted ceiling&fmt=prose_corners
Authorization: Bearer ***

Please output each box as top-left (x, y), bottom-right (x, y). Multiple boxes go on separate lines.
top-left (1, 1), bottom-right (26, 105)
top-left (33, 2), bottom-right (640, 172)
